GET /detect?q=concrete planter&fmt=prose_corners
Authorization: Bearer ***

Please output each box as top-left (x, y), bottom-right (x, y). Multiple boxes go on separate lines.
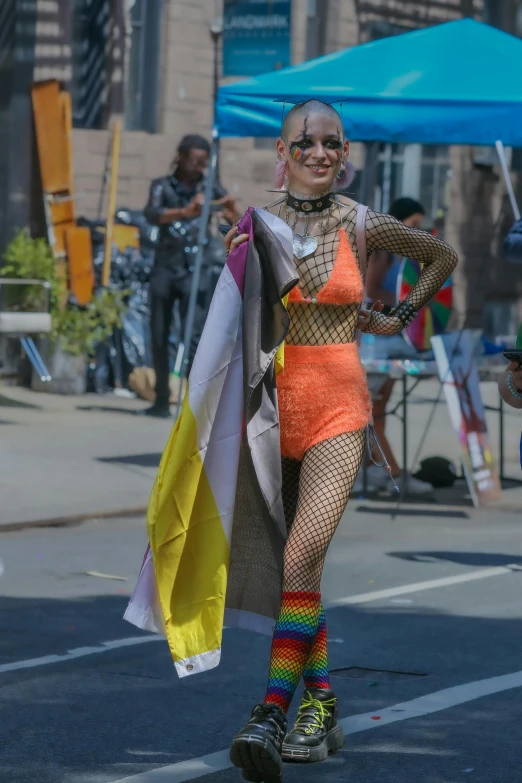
top-left (31, 339), bottom-right (87, 395)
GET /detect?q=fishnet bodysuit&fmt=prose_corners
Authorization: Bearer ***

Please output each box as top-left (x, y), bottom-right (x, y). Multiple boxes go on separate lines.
top-left (261, 195), bottom-right (457, 710)
top-left (267, 194), bottom-right (458, 592)
top-left (364, 207), bottom-right (458, 334)
top-left (282, 201), bottom-right (360, 346)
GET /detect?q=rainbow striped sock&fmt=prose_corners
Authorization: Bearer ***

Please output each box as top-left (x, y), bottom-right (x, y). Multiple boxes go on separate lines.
top-left (303, 602), bottom-right (331, 690)
top-left (264, 591), bottom-right (321, 713)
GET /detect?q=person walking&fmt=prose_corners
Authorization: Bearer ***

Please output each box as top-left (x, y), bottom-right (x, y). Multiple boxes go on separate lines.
top-left (222, 102), bottom-right (457, 780)
top-left (139, 134), bottom-right (239, 418)
top-left (125, 101), bottom-right (458, 783)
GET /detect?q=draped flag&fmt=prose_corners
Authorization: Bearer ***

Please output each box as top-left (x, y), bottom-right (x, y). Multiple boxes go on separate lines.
top-left (125, 208), bottom-right (297, 678)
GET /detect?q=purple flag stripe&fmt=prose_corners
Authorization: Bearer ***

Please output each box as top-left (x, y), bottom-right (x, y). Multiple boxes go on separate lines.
top-left (226, 208), bottom-right (254, 297)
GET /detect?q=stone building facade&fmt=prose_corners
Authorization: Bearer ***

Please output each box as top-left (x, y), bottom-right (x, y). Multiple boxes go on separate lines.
top-left (68, 0), bottom-right (361, 223)
top-left (1, 0), bottom-right (521, 337)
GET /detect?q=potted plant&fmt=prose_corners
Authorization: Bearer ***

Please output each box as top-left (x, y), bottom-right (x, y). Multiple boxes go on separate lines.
top-left (1, 230), bottom-right (127, 394)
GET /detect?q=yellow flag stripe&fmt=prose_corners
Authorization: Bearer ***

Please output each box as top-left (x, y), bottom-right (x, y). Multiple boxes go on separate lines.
top-left (148, 391), bottom-right (230, 664)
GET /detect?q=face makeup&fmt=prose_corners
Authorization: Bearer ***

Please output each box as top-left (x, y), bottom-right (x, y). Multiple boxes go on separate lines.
top-left (290, 144), bottom-right (304, 161)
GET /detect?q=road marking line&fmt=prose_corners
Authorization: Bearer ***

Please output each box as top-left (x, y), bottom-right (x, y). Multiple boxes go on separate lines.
top-left (0, 635), bottom-right (163, 675)
top-left (110, 668), bottom-right (522, 782)
top-left (0, 564), bottom-right (521, 680)
top-left (329, 565), bottom-right (517, 606)
top-left (338, 669), bottom-right (522, 731)
top-left (2, 568), bottom-right (516, 677)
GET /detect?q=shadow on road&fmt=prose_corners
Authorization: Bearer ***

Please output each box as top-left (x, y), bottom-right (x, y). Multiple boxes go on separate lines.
top-left (0, 392), bottom-right (40, 409)
top-left (76, 405), bottom-right (142, 416)
top-left (97, 453), bottom-right (162, 468)
top-left (388, 550), bottom-right (522, 568)
top-left (1, 593), bottom-right (521, 782)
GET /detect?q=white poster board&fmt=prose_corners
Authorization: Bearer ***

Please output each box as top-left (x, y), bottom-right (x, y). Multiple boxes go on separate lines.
top-left (431, 330), bottom-right (501, 506)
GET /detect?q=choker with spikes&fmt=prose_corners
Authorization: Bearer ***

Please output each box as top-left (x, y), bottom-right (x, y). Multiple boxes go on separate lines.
top-left (286, 189), bottom-right (335, 214)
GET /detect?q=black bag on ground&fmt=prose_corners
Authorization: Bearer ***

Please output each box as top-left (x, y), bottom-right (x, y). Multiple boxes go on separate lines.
top-left (413, 457), bottom-right (458, 488)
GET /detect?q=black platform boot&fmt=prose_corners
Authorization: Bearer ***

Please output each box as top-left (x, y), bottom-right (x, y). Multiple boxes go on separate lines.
top-left (230, 703), bottom-right (287, 782)
top-left (281, 688), bottom-right (344, 763)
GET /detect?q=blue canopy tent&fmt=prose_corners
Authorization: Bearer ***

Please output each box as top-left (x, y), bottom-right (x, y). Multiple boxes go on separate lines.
top-left (216, 18), bottom-right (522, 146)
top-left (178, 19), bottom-right (522, 408)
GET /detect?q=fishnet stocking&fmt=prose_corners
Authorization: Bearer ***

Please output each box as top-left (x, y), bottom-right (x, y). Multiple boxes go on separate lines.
top-left (281, 455), bottom-right (302, 533)
top-left (283, 429), bottom-right (366, 592)
top-left (265, 431), bottom-right (365, 710)
top-left (303, 602), bottom-right (330, 690)
top-left (282, 458), bottom-right (330, 691)
top-left (264, 590), bottom-right (321, 712)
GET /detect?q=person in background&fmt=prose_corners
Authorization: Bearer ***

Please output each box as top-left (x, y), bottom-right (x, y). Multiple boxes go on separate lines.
top-left (358, 197), bottom-right (434, 494)
top-left (139, 134), bottom-right (239, 418)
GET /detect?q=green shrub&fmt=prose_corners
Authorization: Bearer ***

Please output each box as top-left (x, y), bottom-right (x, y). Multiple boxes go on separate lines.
top-left (1, 229), bottom-right (127, 357)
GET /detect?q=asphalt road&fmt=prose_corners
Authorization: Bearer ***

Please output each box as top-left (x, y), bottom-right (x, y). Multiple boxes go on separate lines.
top-left (1, 503), bottom-right (522, 783)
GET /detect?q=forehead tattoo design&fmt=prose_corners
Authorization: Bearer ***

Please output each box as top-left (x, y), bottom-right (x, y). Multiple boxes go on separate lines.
top-left (333, 127), bottom-right (342, 159)
top-left (289, 116), bottom-right (309, 162)
top-left (288, 115), bottom-right (344, 162)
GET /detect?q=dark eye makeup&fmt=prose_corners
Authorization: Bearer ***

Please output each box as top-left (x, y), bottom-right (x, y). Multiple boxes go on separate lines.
top-left (290, 138), bottom-right (312, 151)
top-left (290, 137), bottom-right (343, 151)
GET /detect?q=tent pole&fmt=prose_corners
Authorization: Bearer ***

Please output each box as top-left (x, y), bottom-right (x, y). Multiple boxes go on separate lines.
top-left (495, 140), bottom-right (521, 221)
top-left (102, 119), bottom-right (121, 287)
top-left (360, 141), bottom-right (379, 207)
top-left (175, 132), bottom-right (218, 418)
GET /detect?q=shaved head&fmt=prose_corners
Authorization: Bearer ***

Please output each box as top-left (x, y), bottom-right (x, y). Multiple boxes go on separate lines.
top-left (276, 99), bottom-right (349, 194)
top-left (281, 100), bottom-right (343, 142)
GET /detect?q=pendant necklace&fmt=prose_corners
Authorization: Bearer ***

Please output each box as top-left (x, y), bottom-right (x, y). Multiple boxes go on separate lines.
top-left (284, 189), bottom-right (335, 260)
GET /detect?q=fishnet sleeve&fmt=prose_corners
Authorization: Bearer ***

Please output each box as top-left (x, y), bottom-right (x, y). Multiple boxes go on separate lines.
top-left (361, 210), bottom-right (458, 335)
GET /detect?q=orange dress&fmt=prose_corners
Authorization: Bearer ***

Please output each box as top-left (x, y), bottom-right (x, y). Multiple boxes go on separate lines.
top-left (276, 229), bottom-right (372, 461)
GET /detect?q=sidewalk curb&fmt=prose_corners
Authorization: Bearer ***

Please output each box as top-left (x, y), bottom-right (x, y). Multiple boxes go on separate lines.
top-left (0, 507), bottom-right (148, 533)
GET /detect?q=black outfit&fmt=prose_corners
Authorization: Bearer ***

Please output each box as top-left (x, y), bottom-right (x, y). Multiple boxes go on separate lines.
top-left (144, 172), bottom-right (227, 408)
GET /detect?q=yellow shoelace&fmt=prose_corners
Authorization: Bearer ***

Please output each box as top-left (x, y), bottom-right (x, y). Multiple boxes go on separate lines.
top-left (295, 695), bottom-right (336, 735)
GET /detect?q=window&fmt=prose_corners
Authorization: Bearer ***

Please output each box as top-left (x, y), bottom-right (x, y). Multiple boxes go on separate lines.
top-left (305, 0), bottom-right (328, 60)
top-left (374, 143), bottom-right (406, 214)
top-left (419, 146), bottom-right (451, 226)
top-left (71, 0), bottom-right (162, 131)
top-left (374, 143), bottom-right (451, 227)
top-left (368, 20), bottom-right (408, 41)
top-left (125, 0), bottom-right (163, 132)
top-left (71, 0), bottom-right (109, 129)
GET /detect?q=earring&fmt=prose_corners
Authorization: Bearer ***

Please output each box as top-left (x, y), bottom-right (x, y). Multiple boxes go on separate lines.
top-left (334, 161), bottom-right (355, 190)
top-left (274, 159), bottom-right (288, 189)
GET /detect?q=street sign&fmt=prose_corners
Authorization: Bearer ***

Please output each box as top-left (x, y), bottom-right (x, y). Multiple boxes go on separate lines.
top-left (223, 1), bottom-right (291, 77)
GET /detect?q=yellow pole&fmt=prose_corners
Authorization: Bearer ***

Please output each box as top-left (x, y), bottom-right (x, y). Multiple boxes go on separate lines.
top-left (57, 89), bottom-right (75, 307)
top-left (102, 119), bottom-right (121, 287)
top-left (59, 90), bottom-right (75, 206)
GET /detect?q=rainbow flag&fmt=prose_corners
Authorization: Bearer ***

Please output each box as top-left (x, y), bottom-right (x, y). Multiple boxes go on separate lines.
top-left (124, 208), bottom-right (297, 677)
